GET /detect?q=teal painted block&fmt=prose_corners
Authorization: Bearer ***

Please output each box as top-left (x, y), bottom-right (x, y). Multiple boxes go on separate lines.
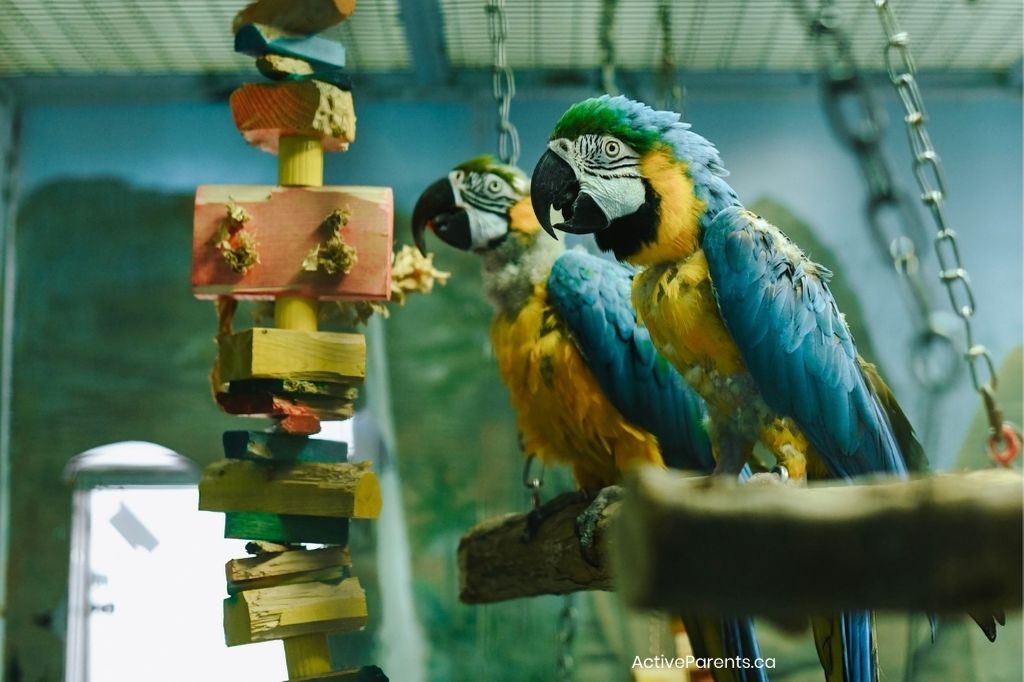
top-left (235, 23), bottom-right (345, 70)
top-left (222, 430), bottom-right (348, 463)
top-left (225, 511), bottom-right (349, 545)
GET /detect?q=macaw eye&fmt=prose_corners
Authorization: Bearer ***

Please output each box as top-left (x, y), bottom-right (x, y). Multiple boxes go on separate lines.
top-left (487, 178), bottom-right (503, 194)
top-left (452, 170), bottom-right (465, 183)
top-left (603, 139), bottom-right (622, 158)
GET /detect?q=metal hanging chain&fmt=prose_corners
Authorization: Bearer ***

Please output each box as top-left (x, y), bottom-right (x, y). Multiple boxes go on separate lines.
top-left (874, 0), bottom-right (1021, 466)
top-left (520, 452), bottom-right (575, 680)
top-left (556, 593), bottom-right (577, 681)
top-left (599, 0), bottom-right (619, 96)
top-left (486, 0), bottom-right (520, 166)
top-left (656, 0), bottom-right (685, 115)
top-left (796, 0), bottom-right (960, 396)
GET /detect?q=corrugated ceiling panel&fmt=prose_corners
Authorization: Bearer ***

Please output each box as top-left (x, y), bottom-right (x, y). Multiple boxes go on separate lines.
top-left (0, 0), bottom-right (409, 75)
top-left (0, 0), bottom-right (1018, 77)
top-left (439, 0), bottom-right (1023, 71)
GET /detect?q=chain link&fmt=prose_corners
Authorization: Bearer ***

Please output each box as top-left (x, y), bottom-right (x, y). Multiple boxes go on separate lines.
top-left (556, 593), bottom-right (577, 680)
top-left (797, 0), bottom-right (960, 393)
top-left (486, 0), bottom-right (519, 166)
top-left (873, 0), bottom-right (1016, 454)
top-left (656, 0), bottom-right (685, 115)
top-left (599, 0), bottom-right (619, 96)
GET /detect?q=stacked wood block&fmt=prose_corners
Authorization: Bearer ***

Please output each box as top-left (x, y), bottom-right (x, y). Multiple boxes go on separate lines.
top-left (193, 2), bottom-right (391, 679)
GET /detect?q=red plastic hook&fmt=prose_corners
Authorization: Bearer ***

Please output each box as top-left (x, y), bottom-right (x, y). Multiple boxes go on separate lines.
top-left (988, 423), bottom-right (1021, 467)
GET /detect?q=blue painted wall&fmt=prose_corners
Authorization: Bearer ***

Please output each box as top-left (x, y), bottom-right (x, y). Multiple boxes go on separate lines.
top-left (21, 88), bottom-right (1022, 468)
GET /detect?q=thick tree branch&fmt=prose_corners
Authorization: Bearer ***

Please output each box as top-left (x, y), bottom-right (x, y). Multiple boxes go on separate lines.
top-left (458, 492), bottom-right (615, 604)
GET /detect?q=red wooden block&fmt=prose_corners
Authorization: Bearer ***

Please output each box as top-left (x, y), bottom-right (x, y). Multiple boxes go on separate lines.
top-left (217, 387), bottom-right (354, 421)
top-left (277, 414), bottom-right (321, 435)
top-left (216, 393), bottom-right (354, 435)
top-left (217, 392), bottom-right (322, 435)
top-left (230, 80), bottom-right (354, 153)
top-left (192, 185), bottom-right (393, 301)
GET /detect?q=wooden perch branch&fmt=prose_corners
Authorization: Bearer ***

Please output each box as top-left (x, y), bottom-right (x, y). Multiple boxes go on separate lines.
top-left (458, 492), bottom-right (615, 604)
top-left (614, 466), bottom-right (1023, 617)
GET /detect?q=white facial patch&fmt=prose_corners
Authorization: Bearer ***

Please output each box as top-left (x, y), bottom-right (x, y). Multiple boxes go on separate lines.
top-left (468, 211), bottom-right (511, 249)
top-left (450, 169), bottom-right (524, 250)
top-left (548, 135), bottom-right (646, 223)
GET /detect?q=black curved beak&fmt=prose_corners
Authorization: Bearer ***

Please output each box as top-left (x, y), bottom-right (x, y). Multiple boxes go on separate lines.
top-left (531, 149), bottom-right (609, 238)
top-left (411, 177), bottom-right (473, 253)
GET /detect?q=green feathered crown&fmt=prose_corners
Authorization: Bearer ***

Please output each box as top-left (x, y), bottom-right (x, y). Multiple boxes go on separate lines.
top-left (551, 97), bottom-right (664, 153)
top-left (454, 155), bottom-right (529, 195)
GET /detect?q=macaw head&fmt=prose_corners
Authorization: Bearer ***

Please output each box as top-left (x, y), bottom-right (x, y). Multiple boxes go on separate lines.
top-left (531, 95), bottom-right (736, 265)
top-left (412, 155), bottom-right (532, 255)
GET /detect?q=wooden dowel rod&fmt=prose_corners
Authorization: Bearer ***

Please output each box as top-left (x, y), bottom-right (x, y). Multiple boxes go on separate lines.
top-left (276, 134), bottom-right (322, 331)
top-left (279, 135), bottom-right (324, 188)
top-left (277, 133), bottom-right (332, 677)
top-left (285, 633), bottom-right (333, 678)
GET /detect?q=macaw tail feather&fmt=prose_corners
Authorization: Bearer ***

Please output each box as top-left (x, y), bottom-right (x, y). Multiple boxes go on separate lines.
top-left (681, 614), bottom-right (769, 682)
top-left (811, 612), bottom-right (877, 682)
top-left (970, 609), bottom-right (1005, 642)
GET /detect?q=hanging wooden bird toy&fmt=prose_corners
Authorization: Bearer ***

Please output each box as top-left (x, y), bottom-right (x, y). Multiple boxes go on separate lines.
top-left (191, 1), bottom-right (393, 680)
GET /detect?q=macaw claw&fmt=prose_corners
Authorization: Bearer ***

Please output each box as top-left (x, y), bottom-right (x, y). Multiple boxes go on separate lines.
top-left (747, 464), bottom-right (790, 486)
top-left (576, 485), bottom-right (624, 566)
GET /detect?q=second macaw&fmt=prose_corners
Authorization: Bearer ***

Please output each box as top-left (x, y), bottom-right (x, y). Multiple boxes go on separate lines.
top-left (413, 156), bottom-right (769, 682)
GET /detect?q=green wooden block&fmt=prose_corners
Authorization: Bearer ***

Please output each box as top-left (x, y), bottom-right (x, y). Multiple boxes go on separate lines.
top-left (225, 511), bottom-right (349, 545)
top-left (222, 430), bottom-right (348, 463)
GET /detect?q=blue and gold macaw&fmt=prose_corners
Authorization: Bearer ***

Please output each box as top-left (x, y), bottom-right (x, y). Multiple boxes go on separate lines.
top-left (413, 156), bottom-right (769, 682)
top-left (530, 95), bottom-right (1001, 682)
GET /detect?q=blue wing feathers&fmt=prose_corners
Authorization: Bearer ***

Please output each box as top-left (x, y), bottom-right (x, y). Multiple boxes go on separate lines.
top-left (842, 611), bottom-right (875, 681)
top-left (705, 208), bottom-right (910, 679)
top-left (704, 206), bottom-right (907, 479)
top-left (722, 617), bottom-right (770, 682)
top-left (548, 249), bottom-right (714, 472)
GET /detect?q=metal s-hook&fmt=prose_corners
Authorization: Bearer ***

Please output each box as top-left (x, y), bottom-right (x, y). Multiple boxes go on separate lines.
top-left (521, 452), bottom-right (544, 510)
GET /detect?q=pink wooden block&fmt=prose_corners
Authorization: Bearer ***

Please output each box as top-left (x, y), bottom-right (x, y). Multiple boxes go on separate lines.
top-left (192, 185), bottom-right (393, 301)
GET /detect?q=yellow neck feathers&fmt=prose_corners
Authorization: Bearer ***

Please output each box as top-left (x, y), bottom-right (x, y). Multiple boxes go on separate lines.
top-left (629, 146), bottom-right (704, 266)
top-left (509, 195), bottom-right (541, 235)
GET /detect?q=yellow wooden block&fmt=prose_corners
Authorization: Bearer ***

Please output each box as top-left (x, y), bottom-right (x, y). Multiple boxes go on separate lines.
top-left (219, 327), bottom-right (365, 384)
top-left (224, 577), bottom-right (367, 646)
top-left (199, 459), bottom-right (381, 519)
top-left (227, 547), bottom-right (352, 592)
